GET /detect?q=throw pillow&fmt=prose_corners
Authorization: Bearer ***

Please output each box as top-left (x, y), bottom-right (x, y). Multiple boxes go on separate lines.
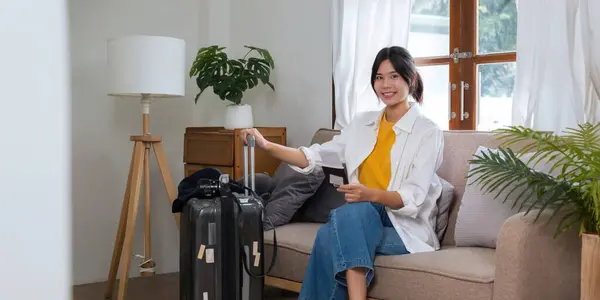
top-left (435, 177), bottom-right (455, 241)
top-left (262, 163), bottom-right (325, 230)
top-left (236, 172), bottom-right (275, 200)
top-left (454, 146), bottom-right (546, 248)
top-left (291, 178), bottom-right (346, 224)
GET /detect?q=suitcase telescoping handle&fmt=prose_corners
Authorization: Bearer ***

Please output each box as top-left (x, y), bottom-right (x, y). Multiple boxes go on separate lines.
top-left (243, 135), bottom-right (256, 195)
top-left (241, 134), bottom-right (279, 279)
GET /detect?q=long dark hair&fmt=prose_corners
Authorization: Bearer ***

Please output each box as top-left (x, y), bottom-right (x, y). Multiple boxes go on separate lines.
top-left (370, 46), bottom-right (424, 104)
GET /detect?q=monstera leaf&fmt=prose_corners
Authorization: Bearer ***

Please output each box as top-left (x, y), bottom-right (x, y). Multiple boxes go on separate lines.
top-left (189, 45), bottom-right (275, 105)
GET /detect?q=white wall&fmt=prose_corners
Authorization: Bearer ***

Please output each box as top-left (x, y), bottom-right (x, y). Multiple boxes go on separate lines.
top-left (193, 0), bottom-right (333, 147)
top-left (0, 0), bottom-right (72, 299)
top-left (69, 0), bottom-right (205, 285)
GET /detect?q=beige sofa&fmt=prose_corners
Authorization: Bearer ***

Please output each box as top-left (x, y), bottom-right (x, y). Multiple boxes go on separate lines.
top-left (263, 129), bottom-right (582, 300)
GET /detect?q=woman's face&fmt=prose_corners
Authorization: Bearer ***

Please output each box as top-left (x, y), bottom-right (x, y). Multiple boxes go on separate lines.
top-left (373, 59), bottom-right (410, 106)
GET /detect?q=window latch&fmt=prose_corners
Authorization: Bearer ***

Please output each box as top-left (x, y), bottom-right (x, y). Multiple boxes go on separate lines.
top-left (450, 48), bottom-right (473, 63)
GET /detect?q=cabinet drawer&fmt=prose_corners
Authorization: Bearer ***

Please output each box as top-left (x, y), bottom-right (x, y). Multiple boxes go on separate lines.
top-left (184, 164), bottom-right (234, 178)
top-left (184, 132), bottom-right (234, 166)
top-left (183, 126), bottom-right (286, 181)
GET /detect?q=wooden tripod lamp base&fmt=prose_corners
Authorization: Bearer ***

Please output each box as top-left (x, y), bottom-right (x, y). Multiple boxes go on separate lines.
top-left (104, 34), bottom-right (186, 300)
top-left (104, 99), bottom-right (181, 300)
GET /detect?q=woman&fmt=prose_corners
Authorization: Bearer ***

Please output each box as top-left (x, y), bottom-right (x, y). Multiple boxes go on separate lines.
top-left (240, 46), bottom-right (444, 300)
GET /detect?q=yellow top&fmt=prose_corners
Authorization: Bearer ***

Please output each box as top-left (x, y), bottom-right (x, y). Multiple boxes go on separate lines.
top-left (358, 113), bottom-right (396, 190)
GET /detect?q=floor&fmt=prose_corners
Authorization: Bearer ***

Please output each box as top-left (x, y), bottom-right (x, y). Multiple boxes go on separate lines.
top-left (73, 272), bottom-right (299, 300)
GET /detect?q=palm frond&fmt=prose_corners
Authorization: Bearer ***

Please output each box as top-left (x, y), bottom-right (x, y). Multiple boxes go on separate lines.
top-left (468, 122), bottom-right (600, 238)
top-left (562, 123), bottom-right (600, 153)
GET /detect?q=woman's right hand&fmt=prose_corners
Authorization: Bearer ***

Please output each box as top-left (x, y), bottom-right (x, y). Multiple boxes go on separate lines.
top-left (240, 128), bottom-right (270, 150)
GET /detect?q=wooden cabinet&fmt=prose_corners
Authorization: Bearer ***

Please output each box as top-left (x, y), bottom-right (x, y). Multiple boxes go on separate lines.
top-left (183, 127), bottom-right (287, 179)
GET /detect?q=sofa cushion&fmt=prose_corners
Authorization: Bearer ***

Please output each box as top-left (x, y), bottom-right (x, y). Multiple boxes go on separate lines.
top-left (435, 178), bottom-right (455, 241)
top-left (264, 223), bottom-right (495, 300)
top-left (437, 131), bottom-right (534, 246)
top-left (263, 163), bottom-right (325, 230)
top-left (454, 146), bottom-right (527, 248)
top-left (291, 178), bottom-right (346, 224)
top-left (310, 128), bottom-right (340, 145)
top-left (454, 147), bottom-right (554, 248)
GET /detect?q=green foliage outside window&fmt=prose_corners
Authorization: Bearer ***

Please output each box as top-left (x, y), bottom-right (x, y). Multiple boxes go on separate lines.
top-left (411, 0), bottom-right (517, 98)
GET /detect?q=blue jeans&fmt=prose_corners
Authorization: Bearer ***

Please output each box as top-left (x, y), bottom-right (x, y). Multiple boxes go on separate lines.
top-left (298, 201), bottom-right (410, 300)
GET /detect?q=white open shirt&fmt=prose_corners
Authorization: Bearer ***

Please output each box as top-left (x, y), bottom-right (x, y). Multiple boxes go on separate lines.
top-left (290, 102), bottom-right (444, 253)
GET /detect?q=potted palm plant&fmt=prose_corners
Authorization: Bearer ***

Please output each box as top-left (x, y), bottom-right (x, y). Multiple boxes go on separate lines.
top-left (189, 45), bottom-right (275, 129)
top-left (467, 123), bottom-right (600, 300)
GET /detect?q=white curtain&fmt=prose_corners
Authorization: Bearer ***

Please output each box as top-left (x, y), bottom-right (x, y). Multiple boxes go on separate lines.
top-left (580, 0), bottom-right (600, 123)
top-left (332, 0), bottom-right (412, 130)
top-left (512, 0), bottom-right (600, 133)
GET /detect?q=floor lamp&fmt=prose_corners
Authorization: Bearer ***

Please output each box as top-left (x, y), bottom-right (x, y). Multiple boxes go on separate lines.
top-left (103, 35), bottom-right (186, 300)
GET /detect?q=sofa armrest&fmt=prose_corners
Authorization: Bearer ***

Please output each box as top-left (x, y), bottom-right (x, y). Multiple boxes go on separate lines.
top-left (493, 210), bottom-right (581, 300)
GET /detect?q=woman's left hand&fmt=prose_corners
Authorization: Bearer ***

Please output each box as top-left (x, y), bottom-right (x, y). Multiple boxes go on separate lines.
top-left (337, 183), bottom-right (376, 202)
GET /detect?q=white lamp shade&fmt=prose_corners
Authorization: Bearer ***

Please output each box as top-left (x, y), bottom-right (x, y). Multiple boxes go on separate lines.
top-left (107, 35), bottom-right (186, 97)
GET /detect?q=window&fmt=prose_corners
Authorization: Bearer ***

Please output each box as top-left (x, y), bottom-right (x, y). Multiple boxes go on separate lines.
top-left (409, 0), bottom-right (518, 130)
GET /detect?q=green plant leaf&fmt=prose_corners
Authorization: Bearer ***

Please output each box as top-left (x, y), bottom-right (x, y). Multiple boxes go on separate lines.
top-left (189, 44), bottom-right (275, 105)
top-left (244, 45), bottom-right (275, 68)
top-left (467, 123), bottom-right (600, 238)
top-left (554, 210), bottom-right (580, 238)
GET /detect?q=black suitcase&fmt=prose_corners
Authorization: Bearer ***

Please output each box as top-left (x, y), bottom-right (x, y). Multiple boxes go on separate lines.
top-left (179, 136), bottom-right (277, 300)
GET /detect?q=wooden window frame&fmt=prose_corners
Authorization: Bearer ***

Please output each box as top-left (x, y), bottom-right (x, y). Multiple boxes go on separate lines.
top-left (332, 0), bottom-right (517, 131)
top-left (415, 0), bottom-right (517, 131)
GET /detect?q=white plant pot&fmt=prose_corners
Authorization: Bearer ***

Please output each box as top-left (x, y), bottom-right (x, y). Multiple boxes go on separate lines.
top-left (224, 104), bottom-right (254, 130)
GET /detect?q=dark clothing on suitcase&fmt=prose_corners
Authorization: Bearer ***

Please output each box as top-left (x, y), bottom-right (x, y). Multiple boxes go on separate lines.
top-left (173, 168), bottom-right (272, 214)
top-left (172, 167), bottom-right (225, 213)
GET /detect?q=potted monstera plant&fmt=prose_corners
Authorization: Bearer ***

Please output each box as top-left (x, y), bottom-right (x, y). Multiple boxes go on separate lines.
top-left (189, 45), bottom-right (275, 129)
top-left (468, 123), bottom-right (600, 300)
